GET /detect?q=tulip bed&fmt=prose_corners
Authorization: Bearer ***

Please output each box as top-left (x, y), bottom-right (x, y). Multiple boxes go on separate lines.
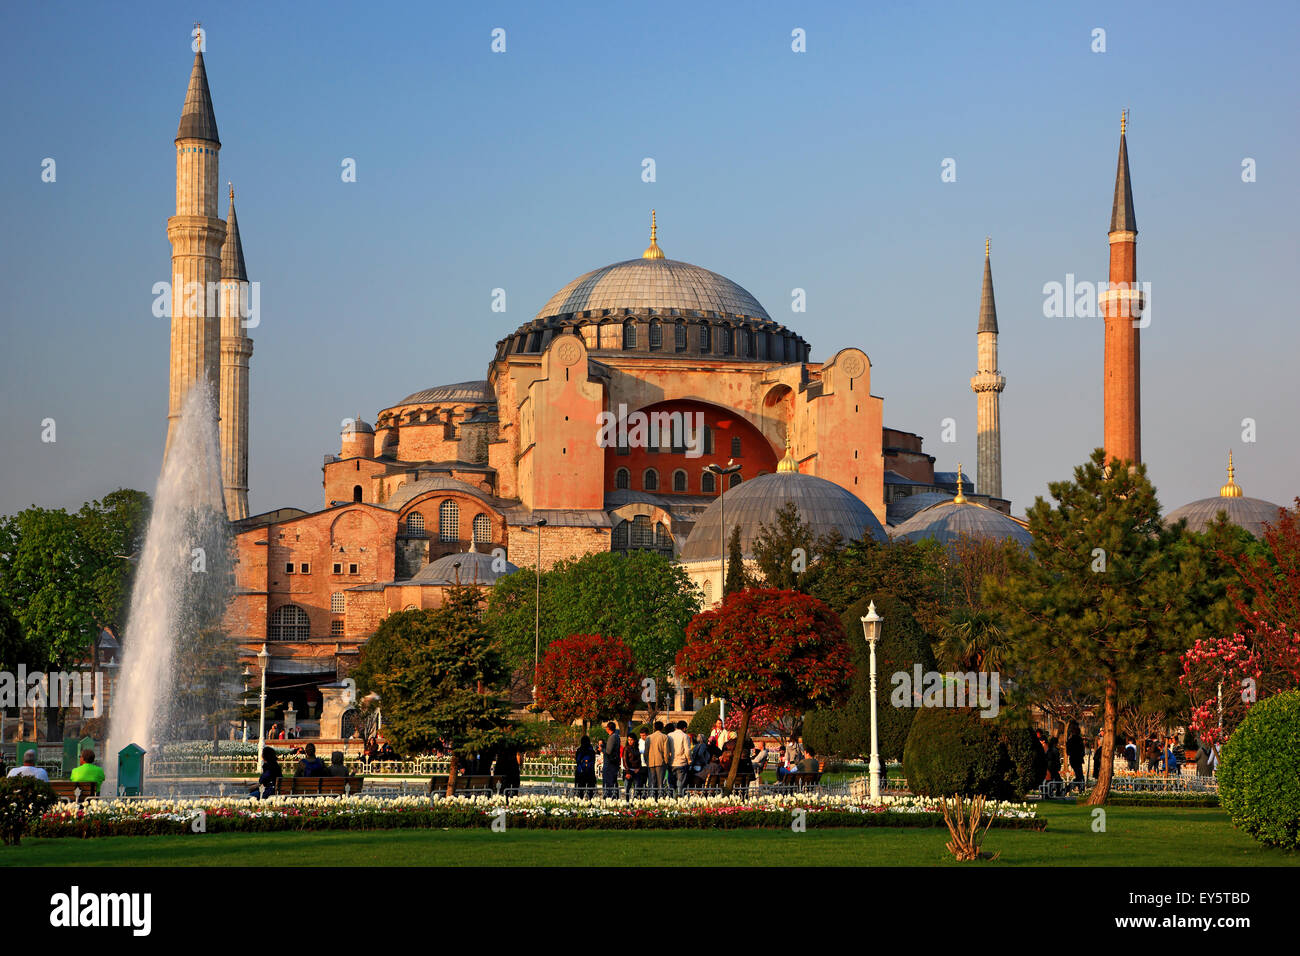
top-left (30, 793), bottom-right (1044, 838)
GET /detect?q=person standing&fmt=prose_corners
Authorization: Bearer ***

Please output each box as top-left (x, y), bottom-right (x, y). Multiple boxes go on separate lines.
top-left (1065, 721), bottom-right (1085, 787)
top-left (574, 735), bottom-right (597, 799)
top-left (621, 726), bottom-right (643, 800)
top-left (669, 720), bottom-right (691, 795)
top-left (646, 721), bottom-right (669, 797)
top-left (602, 722), bottom-right (621, 798)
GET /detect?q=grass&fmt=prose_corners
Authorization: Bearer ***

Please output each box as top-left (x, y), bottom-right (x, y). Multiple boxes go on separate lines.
top-left (3, 803), bottom-right (1296, 867)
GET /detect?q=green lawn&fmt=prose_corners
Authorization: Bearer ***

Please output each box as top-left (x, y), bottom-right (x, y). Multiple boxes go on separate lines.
top-left (3, 804), bottom-right (1295, 867)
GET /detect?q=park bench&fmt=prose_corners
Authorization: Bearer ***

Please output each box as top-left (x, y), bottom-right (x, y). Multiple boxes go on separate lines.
top-left (428, 774), bottom-right (507, 794)
top-left (49, 779), bottom-right (100, 803)
top-left (276, 776), bottom-right (364, 796)
top-left (777, 771), bottom-right (822, 789)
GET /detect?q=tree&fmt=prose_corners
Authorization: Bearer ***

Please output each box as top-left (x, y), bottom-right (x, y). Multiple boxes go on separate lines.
top-left (749, 501), bottom-right (821, 591)
top-left (986, 450), bottom-right (1210, 805)
top-left (936, 607), bottom-right (1008, 673)
top-left (75, 489), bottom-right (151, 635)
top-left (1224, 498), bottom-right (1300, 631)
top-left (484, 550), bottom-right (699, 705)
top-left (1180, 623), bottom-right (1300, 745)
top-left (675, 588), bottom-right (852, 792)
top-left (354, 586), bottom-right (513, 795)
top-left (535, 634), bottom-right (640, 729)
top-left (723, 525), bottom-right (748, 596)
top-left (808, 534), bottom-right (950, 635)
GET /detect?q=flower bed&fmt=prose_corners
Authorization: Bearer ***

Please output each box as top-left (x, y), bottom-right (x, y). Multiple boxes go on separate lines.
top-left (28, 793), bottom-right (1043, 838)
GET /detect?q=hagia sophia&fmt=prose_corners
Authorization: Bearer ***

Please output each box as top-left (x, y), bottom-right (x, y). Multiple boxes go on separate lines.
top-left (158, 49), bottom-right (1285, 719)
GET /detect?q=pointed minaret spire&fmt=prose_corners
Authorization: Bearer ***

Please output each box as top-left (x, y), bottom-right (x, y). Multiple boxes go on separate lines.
top-left (221, 184), bottom-right (248, 281)
top-left (176, 46), bottom-right (220, 144)
top-left (971, 238), bottom-right (1006, 500)
top-left (1109, 110), bottom-right (1136, 234)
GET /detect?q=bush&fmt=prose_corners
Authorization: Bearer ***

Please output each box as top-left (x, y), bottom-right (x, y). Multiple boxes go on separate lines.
top-left (687, 701), bottom-right (720, 735)
top-left (1219, 689), bottom-right (1300, 849)
top-left (0, 776), bottom-right (57, 846)
top-left (902, 707), bottom-right (1042, 800)
top-left (803, 593), bottom-right (937, 760)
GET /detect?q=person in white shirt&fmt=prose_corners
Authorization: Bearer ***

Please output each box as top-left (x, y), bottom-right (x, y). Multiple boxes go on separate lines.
top-left (6, 750), bottom-right (49, 782)
top-left (668, 721), bottom-right (692, 794)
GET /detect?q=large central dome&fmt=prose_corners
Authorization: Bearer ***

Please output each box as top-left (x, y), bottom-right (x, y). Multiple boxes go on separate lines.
top-left (535, 258), bottom-right (770, 322)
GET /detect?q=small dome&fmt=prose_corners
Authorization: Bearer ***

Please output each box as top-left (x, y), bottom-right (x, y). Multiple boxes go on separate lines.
top-left (679, 472), bottom-right (887, 562)
top-left (1165, 496), bottom-right (1284, 539)
top-left (891, 499), bottom-right (1033, 548)
top-left (887, 491), bottom-right (956, 527)
top-left (392, 381), bottom-right (495, 407)
top-left (385, 476), bottom-right (497, 512)
top-left (410, 550), bottom-right (518, 585)
top-left (343, 417), bottom-right (374, 435)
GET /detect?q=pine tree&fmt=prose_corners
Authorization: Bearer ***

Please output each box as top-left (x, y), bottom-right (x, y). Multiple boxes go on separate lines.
top-left (724, 524), bottom-right (747, 596)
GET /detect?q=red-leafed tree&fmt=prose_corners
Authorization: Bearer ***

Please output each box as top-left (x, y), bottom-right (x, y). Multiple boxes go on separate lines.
top-left (675, 589), bottom-right (852, 792)
top-left (535, 633), bottom-right (640, 730)
top-left (1181, 623), bottom-right (1300, 745)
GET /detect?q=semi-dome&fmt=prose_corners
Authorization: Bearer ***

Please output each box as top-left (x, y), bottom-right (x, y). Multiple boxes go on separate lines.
top-left (391, 381), bottom-right (494, 407)
top-left (679, 470), bottom-right (888, 562)
top-left (891, 498), bottom-right (1033, 548)
top-left (410, 548), bottom-right (518, 586)
top-left (1165, 454), bottom-right (1285, 539)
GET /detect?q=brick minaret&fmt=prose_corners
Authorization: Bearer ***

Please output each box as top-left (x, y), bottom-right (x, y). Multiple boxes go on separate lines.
top-left (166, 48), bottom-right (225, 458)
top-left (1101, 112), bottom-right (1143, 464)
top-left (220, 186), bottom-right (253, 520)
top-left (970, 238), bottom-right (1005, 499)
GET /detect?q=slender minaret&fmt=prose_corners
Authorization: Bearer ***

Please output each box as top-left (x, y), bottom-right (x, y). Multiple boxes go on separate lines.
top-left (166, 43), bottom-right (226, 458)
top-left (1102, 111), bottom-right (1143, 464)
top-left (970, 238), bottom-right (1005, 499)
top-left (220, 185), bottom-right (254, 520)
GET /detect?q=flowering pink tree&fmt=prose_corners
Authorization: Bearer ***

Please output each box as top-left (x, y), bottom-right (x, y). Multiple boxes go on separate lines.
top-left (723, 703), bottom-right (801, 744)
top-left (1180, 620), bottom-right (1300, 745)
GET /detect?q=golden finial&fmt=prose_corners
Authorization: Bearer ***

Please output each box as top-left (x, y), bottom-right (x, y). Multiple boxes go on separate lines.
top-left (985, 236), bottom-right (990, 257)
top-left (953, 464), bottom-right (967, 504)
top-left (1121, 109), bottom-right (1127, 136)
top-left (1220, 450), bottom-right (1243, 498)
top-left (228, 181), bottom-right (234, 202)
top-left (642, 210), bottom-right (664, 259)
top-left (777, 432), bottom-right (797, 473)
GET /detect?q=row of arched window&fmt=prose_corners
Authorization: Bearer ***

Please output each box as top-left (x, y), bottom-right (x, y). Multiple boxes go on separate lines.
top-left (616, 321), bottom-right (797, 360)
top-left (611, 515), bottom-right (672, 553)
top-left (615, 467), bottom-right (742, 494)
top-left (404, 501), bottom-right (493, 543)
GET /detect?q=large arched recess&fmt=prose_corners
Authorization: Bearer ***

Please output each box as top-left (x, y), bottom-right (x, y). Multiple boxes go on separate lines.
top-left (603, 399), bottom-right (778, 496)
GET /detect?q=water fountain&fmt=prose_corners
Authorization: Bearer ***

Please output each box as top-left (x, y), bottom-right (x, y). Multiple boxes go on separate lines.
top-left (108, 382), bottom-right (235, 789)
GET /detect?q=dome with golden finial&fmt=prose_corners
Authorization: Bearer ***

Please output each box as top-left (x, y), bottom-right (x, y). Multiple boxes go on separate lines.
top-left (1166, 453), bottom-right (1285, 539)
top-left (890, 464), bottom-right (1033, 547)
top-left (642, 209), bottom-right (664, 260)
top-left (1220, 450), bottom-right (1243, 498)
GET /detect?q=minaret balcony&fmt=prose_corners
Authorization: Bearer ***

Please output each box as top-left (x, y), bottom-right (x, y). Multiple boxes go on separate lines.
top-left (970, 372), bottom-right (1005, 393)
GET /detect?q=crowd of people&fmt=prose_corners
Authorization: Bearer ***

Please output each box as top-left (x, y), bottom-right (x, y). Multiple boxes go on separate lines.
top-left (571, 719), bottom-right (822, 799)
top-left (1032, 720), bottom-right (1219, 790)
top-left (249, 742), bottom-right (352, 797)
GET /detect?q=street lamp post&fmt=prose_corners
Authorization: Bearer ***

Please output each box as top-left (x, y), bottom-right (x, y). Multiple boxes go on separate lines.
top-left (256, 644), bottom-right (269, 776)
top-left (533, 518), bottom-right (547, 706)
top-left (705, 461), bottom-right (742, 601)
top-left (241, 666), bottom-right (252, 743)
top-left (860, 602), bottom-right (883, 803)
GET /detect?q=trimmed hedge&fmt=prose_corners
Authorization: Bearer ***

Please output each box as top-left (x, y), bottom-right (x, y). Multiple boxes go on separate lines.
top-left (687, 701), bottom-right (721, 735)
top-left (902, 707), bottom-right (1044, 800)
top-left (1103, 794), bottom-right (1221, 808)
top-left (1219, 689), bottom-right (1300, 849)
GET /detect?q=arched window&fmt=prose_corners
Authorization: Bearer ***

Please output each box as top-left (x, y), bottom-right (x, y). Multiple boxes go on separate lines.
top-left (674, 324), bottom-right (687, 352)
top-left (330, 592), bottom-right (344, 614)
top-left (615, 468), bottom-right (630, 490)
top-left (649, 322), bottom-right (662, 351)
top-left (439, 499), bottom-right (459, 542)
top-left (720, 327), bottom-right (732, 355)
top-left (731, 436), bottom-right (742, 457)
top-left (352, 485), bottom-right (363, 503)
top-left (701, 471), bottom-right (716, 494)
top-left (631, 515), bottom-right (654, 549)
top-left (655, 522), bottom-right (672, 550)
top-left (757, 333), bottom-right (768, 360)
top-left (703, 426), bottom-right (714, 455)
top-left (704, 580), bottom-right (713, 604)
top-left (672, 469), bottom-right (687, 492)
top-left (473, 513), bottom-right (492, 544)
top-left (270, 604), bottom-right (310, 641)
top-left (623, 321), bottom-right (637, 349)
top-left (730, 473), bottom-right (743, 489)
top-left (612, 520), bottom-right (629, 550)
top-left (698, 324), bottom-right (711, 352)
top-left (745, 329), bottom-right (755, 357)
top-left (643, 469), bottom-right (659, 491)
top-left (405, 512), bottom-right (424, 535)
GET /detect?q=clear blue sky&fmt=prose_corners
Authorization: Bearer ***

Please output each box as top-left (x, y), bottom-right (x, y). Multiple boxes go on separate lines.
top-left (2, 0), bottom-right (1297, 517)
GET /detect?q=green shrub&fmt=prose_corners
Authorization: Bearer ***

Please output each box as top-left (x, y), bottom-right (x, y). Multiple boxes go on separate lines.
top-left (1219, 689), bottom-right (1300, 849)
top-left (687, 701), bottom-right (720, 735)
top-left (803, 593), bottom-right (937, 761)
top-left (902, 707), bottom-right (1042, 800)
top-left (0, 776), bottom-right (57, 846)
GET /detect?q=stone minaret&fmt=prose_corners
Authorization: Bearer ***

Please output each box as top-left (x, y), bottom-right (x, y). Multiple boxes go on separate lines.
top-left (1102, 111), bottom-right (1143, 464)
top-left (970, 238), bottom-right (1005, 499)
top-left (220, 186), bottom-right (253, 520)
top-left (166, 49), bottom-right (226, 458)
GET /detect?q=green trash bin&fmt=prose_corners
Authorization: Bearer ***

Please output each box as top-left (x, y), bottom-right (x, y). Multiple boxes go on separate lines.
top-left (62, 738), bottom-right (79, 775)
top-left (117, 743), bottom-right (146, 796)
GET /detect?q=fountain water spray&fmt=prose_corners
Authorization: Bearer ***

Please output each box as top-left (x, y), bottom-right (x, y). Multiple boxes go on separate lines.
top-left (108, 382), bottom-right (235, 780)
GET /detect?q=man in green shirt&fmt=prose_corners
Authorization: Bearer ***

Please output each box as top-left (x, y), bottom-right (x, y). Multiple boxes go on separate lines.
top-left (69, 749), bottom-right (106, 789)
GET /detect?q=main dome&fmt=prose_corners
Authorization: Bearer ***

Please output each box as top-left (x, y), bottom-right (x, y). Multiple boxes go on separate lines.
top-left (535, 258), bottom-right (771, 321)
